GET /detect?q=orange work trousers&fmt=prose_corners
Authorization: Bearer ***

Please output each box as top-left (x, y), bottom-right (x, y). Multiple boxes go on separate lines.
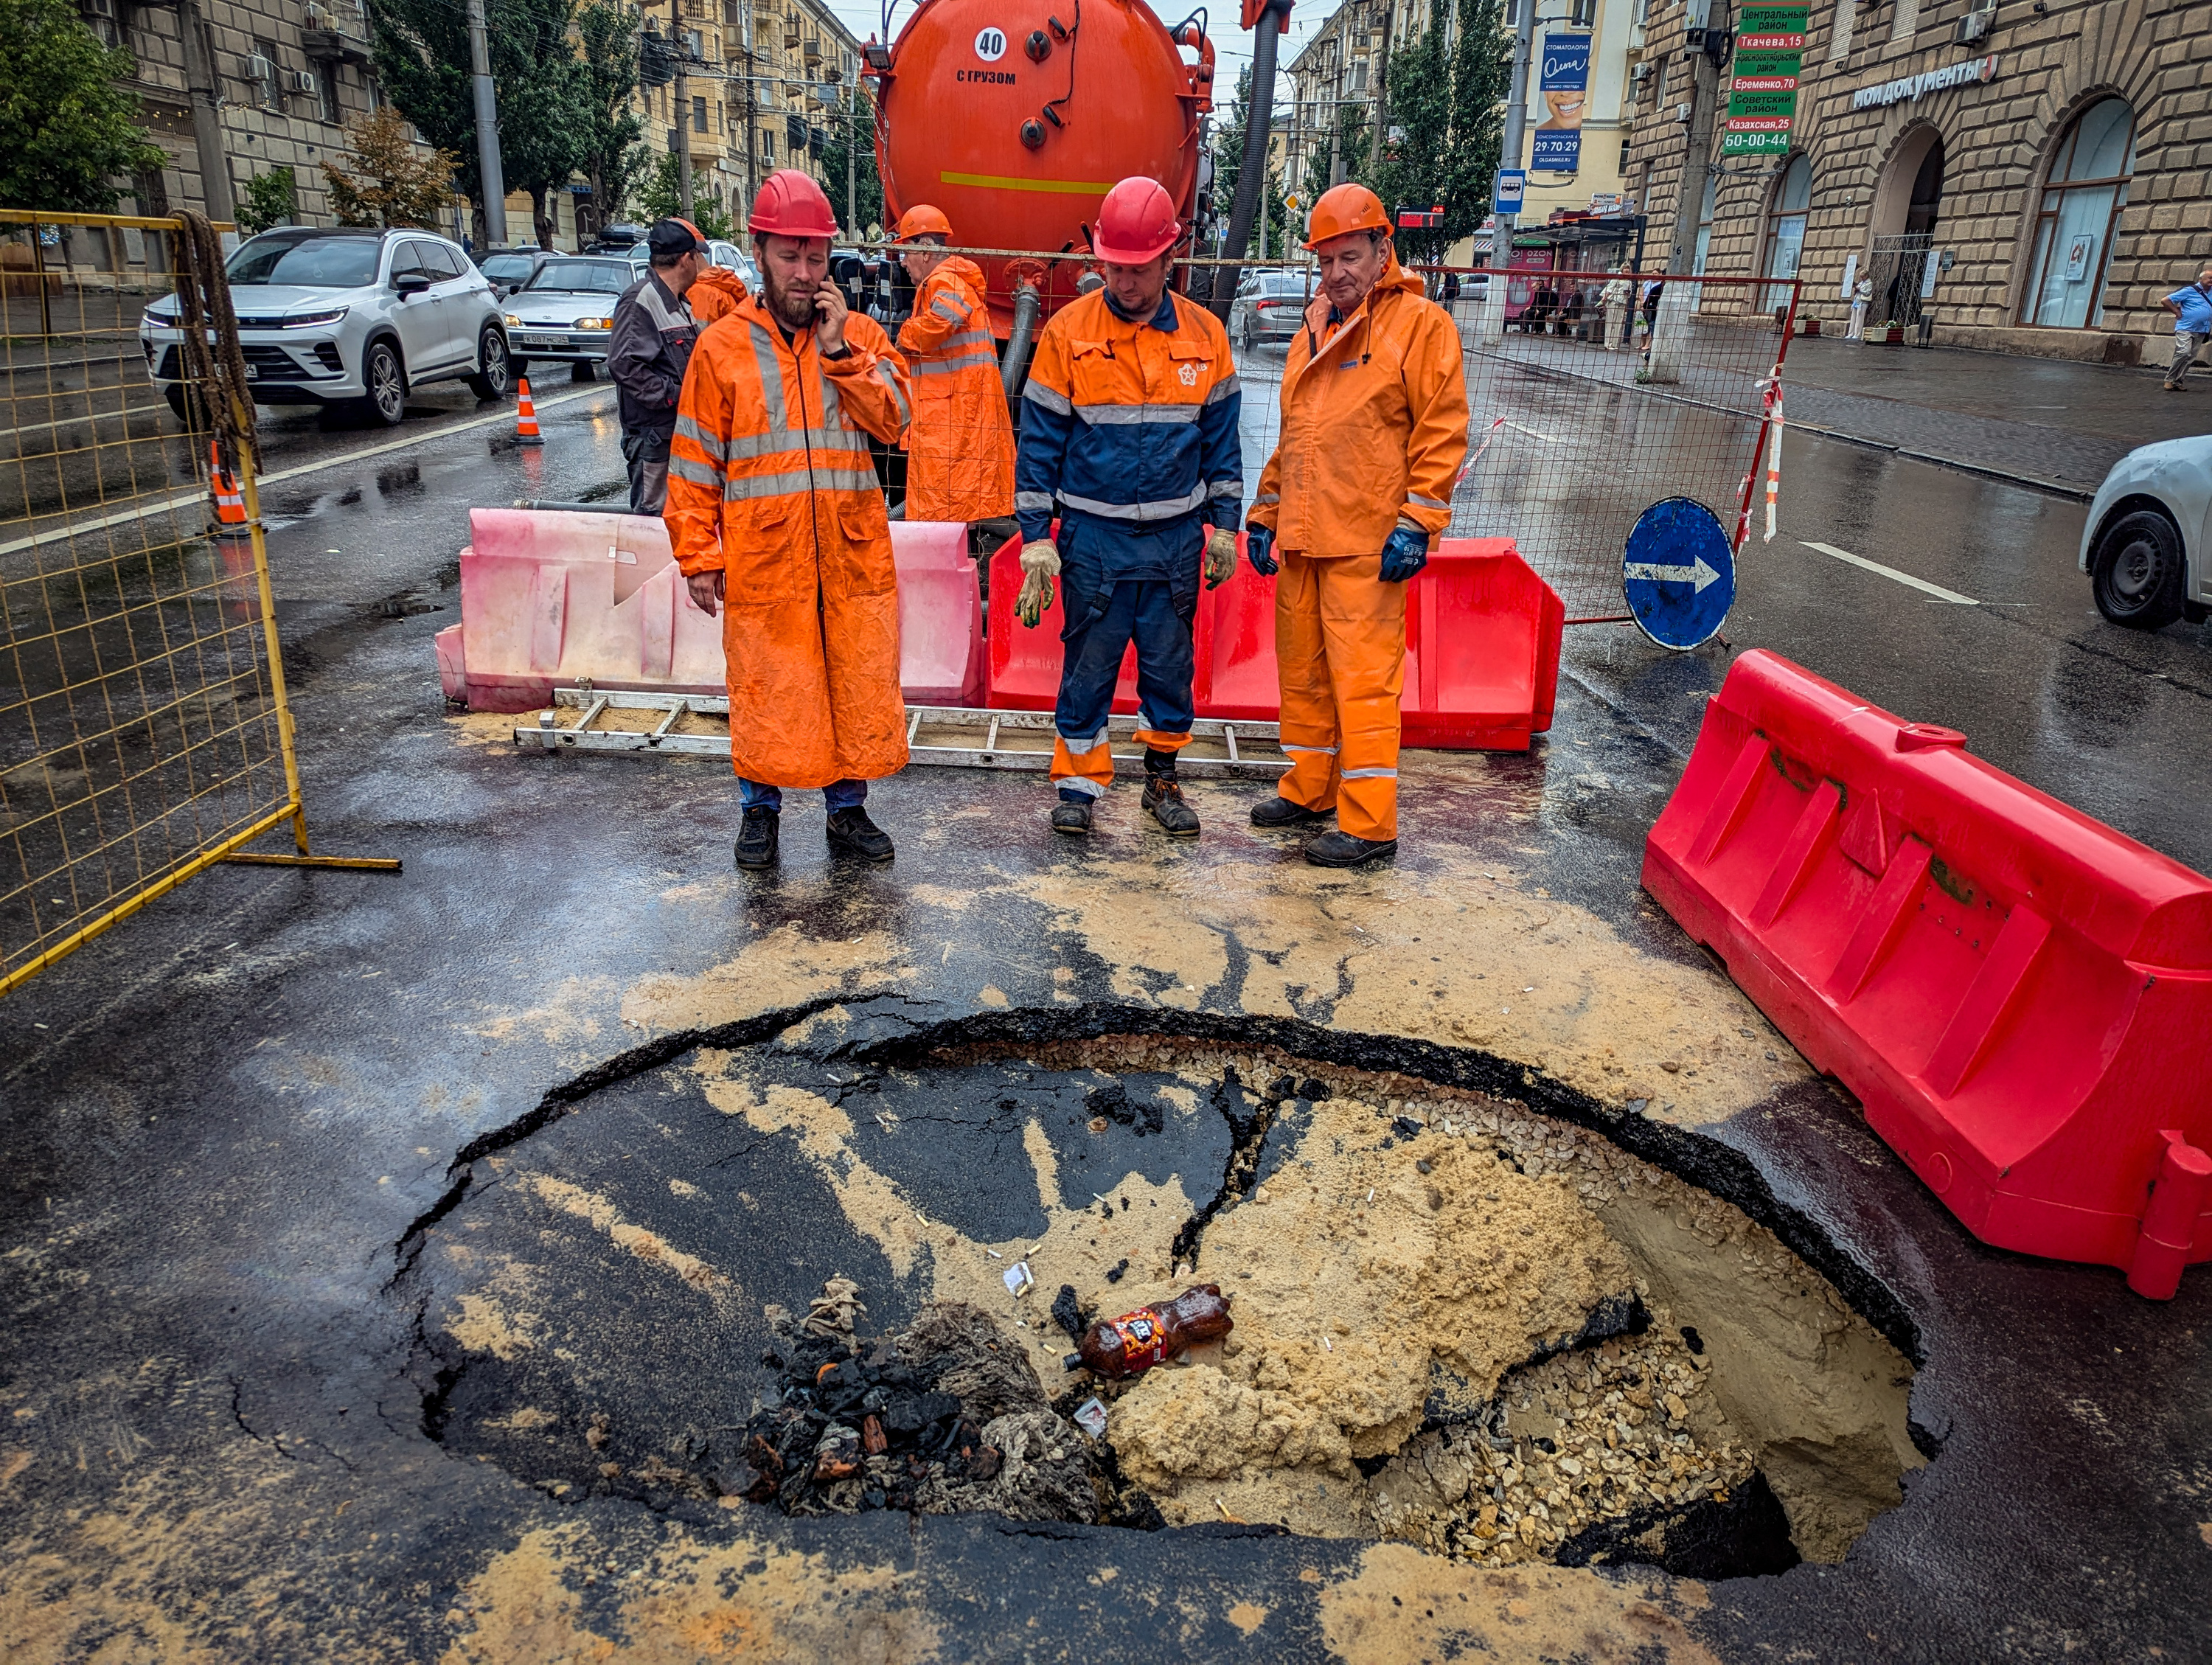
top-left (1274, 551), bottom-right (1405, 841)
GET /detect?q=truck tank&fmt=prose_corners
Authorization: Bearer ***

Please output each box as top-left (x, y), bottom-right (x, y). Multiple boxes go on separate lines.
top-left (868, 0), bottom-right (1216, 336)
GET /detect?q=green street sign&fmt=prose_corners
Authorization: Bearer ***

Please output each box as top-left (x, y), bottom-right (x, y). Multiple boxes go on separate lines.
top-left (1720, 129), bottom-right (1792, 156)
top-left (1731, 48), bottom-right (1804, 79)
top-left (1727, 87), bottom-right (1801, 118)
top-left (1735, 4), bottom-right (1809, 32)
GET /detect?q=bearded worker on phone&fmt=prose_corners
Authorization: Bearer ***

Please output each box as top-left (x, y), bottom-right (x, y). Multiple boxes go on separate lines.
top-left (667, 170), bottom-right (916, 872)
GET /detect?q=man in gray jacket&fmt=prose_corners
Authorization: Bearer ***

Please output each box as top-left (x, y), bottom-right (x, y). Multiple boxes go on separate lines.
top-left (608, 218), bottom-right (706, 512)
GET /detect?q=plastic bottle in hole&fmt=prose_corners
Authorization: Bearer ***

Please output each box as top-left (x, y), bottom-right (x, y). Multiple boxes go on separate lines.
top-left (1064, 1285), bottom-right (1232, 1380)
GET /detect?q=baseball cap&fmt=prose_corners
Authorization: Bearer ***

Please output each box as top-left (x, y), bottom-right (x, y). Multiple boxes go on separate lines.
top-left (647, 217), bottom-right (708, 259)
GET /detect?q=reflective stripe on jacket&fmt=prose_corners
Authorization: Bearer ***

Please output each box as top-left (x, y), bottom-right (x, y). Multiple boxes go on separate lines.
top-left (897, 255), bottom-right (1014, 521)
top-left (1249, 258), bottom-right (1469, 555)
top-left (608, 269), bottom-right (698, 437)
top-left (664, 295), bottom-right (914, 788)
top-left (1014, 287), bottom-right (1242, 546)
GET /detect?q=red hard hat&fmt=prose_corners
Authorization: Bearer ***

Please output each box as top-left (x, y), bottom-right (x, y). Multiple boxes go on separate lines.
top-left (894, 204), bottom-right (953, 243)
top-left (1092, 177), bottom-right (1181, 264)
top-left (750, 169), bottom-right (838, 240)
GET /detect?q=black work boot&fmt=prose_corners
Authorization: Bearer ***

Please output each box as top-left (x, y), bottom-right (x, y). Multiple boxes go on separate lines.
top-left (826, 806), bottom-right (895, 863)
top-left (1305, 829), bottom-right (1397, 868)
top-left (1250, 795), bottom-right (1331, 829)
top-left (1141, 773), bottom-right (1201, 838)
top-left (1051, 797), bottom-right (1093, 835)
top-left (734, 805), bottom-right (780, 869)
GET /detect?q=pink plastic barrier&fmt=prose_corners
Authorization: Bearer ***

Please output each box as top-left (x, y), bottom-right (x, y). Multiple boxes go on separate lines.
top-left (983, 536), bottom-right (1138, 713)
top-left (1403, 538), bottom-right (1565, 751)
top-left (434, 511), bottom-right (981, 712)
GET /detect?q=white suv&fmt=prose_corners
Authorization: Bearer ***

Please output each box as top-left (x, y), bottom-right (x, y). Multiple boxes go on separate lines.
top-left (140, 226), bottom-right (513, 427)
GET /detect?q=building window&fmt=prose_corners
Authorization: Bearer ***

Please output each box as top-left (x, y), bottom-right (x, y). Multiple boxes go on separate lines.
top-left (1761, 153), bottom-right (1812, 305)
top-left (1827, 0), bottom-right (1853, 61)
top-left (693, 94), bottom-right (709, 131)
top-left (316, 60), bottom-right (341, 125)
top-left (1692, 169), bottom-right (1717, 274)
top-left (761, 127), bottom-right (775, 159)
top-left (2020, 97), bottom-right (2135, 330)
top-left (1888, 0), bottom-right (1919, 44)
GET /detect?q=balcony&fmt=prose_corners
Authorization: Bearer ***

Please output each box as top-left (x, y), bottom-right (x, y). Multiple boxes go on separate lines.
top-left (301, 26), bottom-right (371, 65)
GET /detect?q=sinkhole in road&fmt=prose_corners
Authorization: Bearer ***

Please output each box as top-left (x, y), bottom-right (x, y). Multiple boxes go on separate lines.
top-left (402, 1016), bottom-right (1925, 1579)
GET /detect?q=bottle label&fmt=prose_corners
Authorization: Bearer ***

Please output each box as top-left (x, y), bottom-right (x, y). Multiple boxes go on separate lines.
top-left (1111, 1309), bottom-right (1172, 1372)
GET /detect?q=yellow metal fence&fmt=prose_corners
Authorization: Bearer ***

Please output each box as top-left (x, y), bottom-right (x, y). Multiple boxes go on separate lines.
top-left (1, 209), bottom-right (394, 998)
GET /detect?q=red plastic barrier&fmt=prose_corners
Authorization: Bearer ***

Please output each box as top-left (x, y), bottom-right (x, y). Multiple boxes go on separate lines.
top-left (1403, 538), bottom-right (1564, 751)
top-left (434, 511), bottom-right (981, 712)
top-left (1192, 547), bottom-right (1277, 722)
top-left (1644, 650), bottom-right (2212, 1292)
top-left (984, 536), bottom-right (1137, 713)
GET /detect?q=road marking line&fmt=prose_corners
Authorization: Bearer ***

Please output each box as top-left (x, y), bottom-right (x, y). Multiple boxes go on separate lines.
top-left (1504, 420), bottom-right (1565, 443)
top-left (0, 386), bottom-right (613, 556)
top-left (1800, 540), bottom-right (1977, 605)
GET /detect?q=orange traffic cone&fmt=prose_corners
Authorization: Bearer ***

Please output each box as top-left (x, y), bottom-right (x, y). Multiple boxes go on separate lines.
top-left (515, 377), bottom-right (543, 446)
top-left (208, 442), bottom-right (249, 536)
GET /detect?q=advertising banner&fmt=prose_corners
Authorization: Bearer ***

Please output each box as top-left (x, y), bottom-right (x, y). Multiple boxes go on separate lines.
top-left (1531, 32), bottom-right (1591, 172)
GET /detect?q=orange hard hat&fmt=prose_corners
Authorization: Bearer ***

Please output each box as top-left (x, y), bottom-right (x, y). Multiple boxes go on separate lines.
top-left (750, 169), bottom-right (838, 240)
top-left (1303, 183), bottom-right (1391, 250)
top-left (894, 204), bottom-right (953, 243)
top-left (1093, 176), bottom-right (1182, 264)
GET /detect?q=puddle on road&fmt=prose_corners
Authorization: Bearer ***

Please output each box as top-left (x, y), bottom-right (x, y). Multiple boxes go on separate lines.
top-left (403, 1023), bottom-right (1921, 1580)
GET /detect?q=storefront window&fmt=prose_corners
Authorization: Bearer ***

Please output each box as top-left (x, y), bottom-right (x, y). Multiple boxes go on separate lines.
top-left (2021, 98), bottom-right (2135, 329)
top-left (1761, 154), bottom-right (1812, 309)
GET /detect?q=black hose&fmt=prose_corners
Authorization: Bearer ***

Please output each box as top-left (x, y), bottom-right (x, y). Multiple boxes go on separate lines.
top-left (1001, 282), bottom-right (1043, 397)
top-left (1209, 0), bottom-right (1290, 321)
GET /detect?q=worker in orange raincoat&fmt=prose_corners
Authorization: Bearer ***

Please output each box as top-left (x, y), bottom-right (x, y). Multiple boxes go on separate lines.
top-left (667, 170), bottom-right (916, 872)
top-left (688, 256), bottom-right (751, 324)
top-left (1245, 184), bottom-right (1469, 867)
top-left (892, 204), bottom-right (1015, 542)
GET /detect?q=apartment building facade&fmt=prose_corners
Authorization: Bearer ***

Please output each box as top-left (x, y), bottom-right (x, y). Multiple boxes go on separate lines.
top-left (1624, 0), bottom-right (2211, 361)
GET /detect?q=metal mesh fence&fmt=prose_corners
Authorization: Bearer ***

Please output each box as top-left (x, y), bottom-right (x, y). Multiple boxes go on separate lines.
top-left (0, 209), bottom-right (392, 998)
top-left (863, 248), bottom-right (1795, 625)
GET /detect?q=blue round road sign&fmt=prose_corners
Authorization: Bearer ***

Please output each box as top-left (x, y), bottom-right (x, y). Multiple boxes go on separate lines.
top-left (1623, 496), bottom-right (1735, 650)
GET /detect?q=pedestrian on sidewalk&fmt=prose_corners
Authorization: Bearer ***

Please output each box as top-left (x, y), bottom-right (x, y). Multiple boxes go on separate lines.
top-left (1846, 274), bottom-right (1872, 341)
top-left (2160, 266), bottom-right (2212, 391)
top-left (608, 217), bottom-right (707, 513)
top-left (666, 171), bottom-right (916, 871)
top-left (1244, 184), bottom-right (1470, 869)
top-left (1600, 268), bottom-right (1631, 352)
top-left (1012, 176), bottom-right (1242, 840)
top-left (892, 204), bottom-right (1017, 560)
top-left (1639, 278), bottom-right (1664, 353)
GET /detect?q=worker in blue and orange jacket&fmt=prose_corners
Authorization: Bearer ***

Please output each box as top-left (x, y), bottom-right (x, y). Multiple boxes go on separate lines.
top-left (1246, 183), bottom-right (1470, 867)
top-left (893, 204), bottom-right (1015, 535)
top-left (1012, 176), bottom-right (1242, 839)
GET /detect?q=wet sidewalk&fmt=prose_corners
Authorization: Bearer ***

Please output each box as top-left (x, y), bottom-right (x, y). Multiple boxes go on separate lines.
top-left (1777, 332), bottom-right (2211, 496)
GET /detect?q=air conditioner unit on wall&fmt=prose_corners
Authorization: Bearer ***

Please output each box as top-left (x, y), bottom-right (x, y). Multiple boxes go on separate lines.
top-left (1957, 7), bottom-right (1993, 40)
top-left (285, 67), bottom-right (317, 92)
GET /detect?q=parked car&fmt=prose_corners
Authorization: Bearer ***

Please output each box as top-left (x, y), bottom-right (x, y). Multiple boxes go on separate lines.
top-left (2078, 435), bottom-right (2212, 630)
top-left (140, 226), bottom-right (511, 426)
top-left (1228, 270), bottom-right (1315, 350)
top-left (476, 246), bottom-right (559, 299)
top-left (707, 240), bottom-right (759, 291)
top-left (588, 223), bottom-right (646, 253)
top-left (501, 256), bottom-right (641, 380)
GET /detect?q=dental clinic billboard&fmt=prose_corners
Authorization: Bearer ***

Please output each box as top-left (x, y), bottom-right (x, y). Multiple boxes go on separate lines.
top-left (1722, 3), bottom-right (1806, 156)
top-left (1531, 33), bottom-right (1591, 172)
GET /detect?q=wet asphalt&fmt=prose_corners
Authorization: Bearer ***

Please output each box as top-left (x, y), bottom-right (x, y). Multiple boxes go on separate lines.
top-left (2, 359), bottom-right (2208, 1661)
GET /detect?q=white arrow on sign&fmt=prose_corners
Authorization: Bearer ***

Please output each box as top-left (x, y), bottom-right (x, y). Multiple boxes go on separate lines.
top-left (1624, 554), bottom-right (1722, 592)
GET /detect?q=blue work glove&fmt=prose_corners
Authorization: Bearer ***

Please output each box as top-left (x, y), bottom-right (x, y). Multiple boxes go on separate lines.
top-left (1378, 524), bottom-right (1429, 583)
top-left (1245, 524), bottom-right (1279, 577)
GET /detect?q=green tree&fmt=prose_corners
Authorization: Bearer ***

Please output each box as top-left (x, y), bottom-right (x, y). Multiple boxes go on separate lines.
top-left (1369, 0), bottom-right (1508, 263)
top-left (322, 105), bottom-right (459, 227)
top-left (637, 153), bottom-right (733, 240)
top-left (576, 2), bottom-right (646, 226)
top-left (366, 0), bottom-right (593, 244)
top-left (814, 86), bottom-right (880, 237)
top-left (235, 166), bottom-right (297, 234)
top-left (1303, 103), bottom-right (1372, 212)
top-left (0, 0), bottom-right (166, 212)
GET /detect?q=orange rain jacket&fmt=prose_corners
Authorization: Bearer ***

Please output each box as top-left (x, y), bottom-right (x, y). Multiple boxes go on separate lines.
top-left (896, 256), bottom-right (1014, 522)
top-left (688, 264), bottom-right (752, 326)
top-left (1248, 257), bottom-right (1469, 555)
top-left (667, 293), bottom-right (915, 788)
